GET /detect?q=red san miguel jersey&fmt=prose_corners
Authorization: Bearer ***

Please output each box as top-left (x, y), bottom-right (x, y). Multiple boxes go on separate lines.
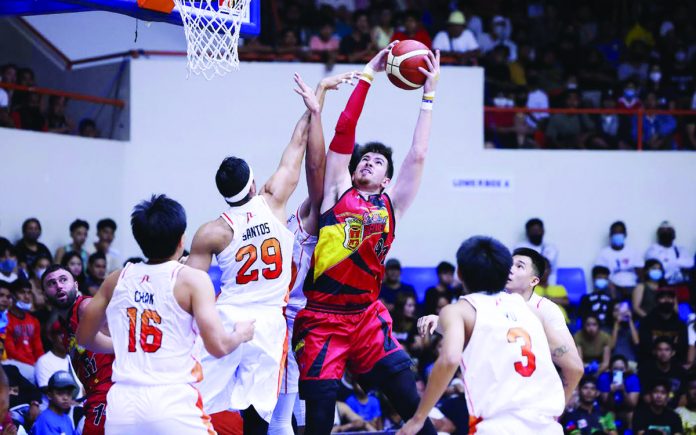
top-left (303, 188), bottom-right (395, 312)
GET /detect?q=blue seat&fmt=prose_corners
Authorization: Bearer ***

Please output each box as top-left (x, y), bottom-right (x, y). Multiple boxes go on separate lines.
top-left (209, 264), bottom-right (223, 296)
top-left (556, 267), bottom-right (587, 306)
top-left (400, 267), bottom-right (439, 304)
top-left (679, 302), bottom-right (692, 323)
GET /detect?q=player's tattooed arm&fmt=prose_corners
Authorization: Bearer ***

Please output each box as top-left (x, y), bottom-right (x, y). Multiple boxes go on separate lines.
top-left (551, 344), bottom-right (570, 359)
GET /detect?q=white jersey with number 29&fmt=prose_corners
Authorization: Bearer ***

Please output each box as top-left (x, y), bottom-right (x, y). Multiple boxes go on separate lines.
top-left (215, 195), bottom-right (294, 308)
top-left (460, 292), bottom-right (564, 433)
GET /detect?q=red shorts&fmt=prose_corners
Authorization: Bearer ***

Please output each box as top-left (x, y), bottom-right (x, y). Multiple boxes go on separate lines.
top-left (293, 300), bottom-right (411, 400)
top-left (82, 395), bottom-right (108, 435)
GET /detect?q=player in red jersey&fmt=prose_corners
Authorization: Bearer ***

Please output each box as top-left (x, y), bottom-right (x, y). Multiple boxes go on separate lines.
top-left (293, 43), bottom-right (440, 434)
top-left (42, 264), bottom-right (114, 435)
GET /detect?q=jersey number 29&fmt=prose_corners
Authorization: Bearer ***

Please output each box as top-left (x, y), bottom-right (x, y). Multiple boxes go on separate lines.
top-left (235, 238), bottom-right (283, 284)
top-left (507, 327), bottom-right (536, 377)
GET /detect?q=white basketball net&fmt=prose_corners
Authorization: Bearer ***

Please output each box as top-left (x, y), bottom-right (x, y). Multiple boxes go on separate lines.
top-left (172, 0), bottom-right (251, 79)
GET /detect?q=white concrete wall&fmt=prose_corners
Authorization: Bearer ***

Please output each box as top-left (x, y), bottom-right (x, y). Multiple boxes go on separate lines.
top-left (1, 58), bottom-right (695, 274)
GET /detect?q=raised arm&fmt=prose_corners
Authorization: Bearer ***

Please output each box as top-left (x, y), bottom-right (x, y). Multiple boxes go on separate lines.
top-left (298, 71), bottom-right (359, 235)
top-left (185, 268), bottom-right (254, 357)
top-left (260, 94), bottom-right (311, 222)
top-left (321, 43), bottom-right (398, 214)
top-left (389, 50), bottom-right (440, 219)
top-left (77, 270), bottom-right (119, 353)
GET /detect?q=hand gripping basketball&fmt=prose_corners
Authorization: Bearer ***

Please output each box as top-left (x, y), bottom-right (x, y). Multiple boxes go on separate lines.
top-left (420, 49), bottom-right (441, 94)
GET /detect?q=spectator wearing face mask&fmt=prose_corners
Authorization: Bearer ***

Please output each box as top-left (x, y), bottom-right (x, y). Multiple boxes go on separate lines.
top-left (645, 221), bottom-right (694, 284)
top-left (617, 80), bottom-right (642, 110)
top-left (14, 219), bottom-right (52, 273)
top-left (479, 16), bottom-right (518, 61)
top-left (632, 91), bottom-right (677, 150)
top-left (4, 280), bottom-right (44, 383)
top-left (0, 242), bottom-right (19, 284)
top-left (579, 266), bottom-right (615, 331)
top-left (646, 64), bottom-right (676, 110)
top-left (638, 288), bottom-right (687, 364)
top-left (594, 221), bottom-right (643, 300)
top-left (632, 259), bottom-right (666, 319)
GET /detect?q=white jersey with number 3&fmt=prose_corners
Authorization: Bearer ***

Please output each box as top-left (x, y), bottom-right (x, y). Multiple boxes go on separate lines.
top-left (460, 292), bottom-right (564, 431)
top-left (216, 195), bottom-right (294, 307)
top-left (107, 261), bottom-right (202, 386)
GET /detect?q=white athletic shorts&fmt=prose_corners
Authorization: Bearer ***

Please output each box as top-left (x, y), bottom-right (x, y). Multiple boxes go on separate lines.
top-left (280, 311), bottom-right (299, 395)
top-left (105, 383), bottom-right (213, 434)
top-left (473, 413), bottom-right (562, 435)
top-left (196, 304), bottom-right (288, 422)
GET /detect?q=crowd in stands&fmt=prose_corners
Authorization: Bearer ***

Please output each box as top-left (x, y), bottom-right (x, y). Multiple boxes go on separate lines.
top-left (4, 1), bottom-right (696, 150)
top-left (238, 0), bottom-right (696, 151)
top-left (1, 213), bottom-right (695, 433)
top-left (0, 64), bottom-right (100, 137)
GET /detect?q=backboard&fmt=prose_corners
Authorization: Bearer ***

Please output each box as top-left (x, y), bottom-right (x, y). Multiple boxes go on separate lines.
top-left (0, 0), bottom-right (261, 37)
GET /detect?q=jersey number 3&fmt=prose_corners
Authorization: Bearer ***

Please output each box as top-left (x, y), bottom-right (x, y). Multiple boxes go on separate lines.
top-left (506, 327), bottom-right (536, 377)
top-left (236, 238), bottom-right (283, 284)
top-left (127, 307), bottom-right (163, 353)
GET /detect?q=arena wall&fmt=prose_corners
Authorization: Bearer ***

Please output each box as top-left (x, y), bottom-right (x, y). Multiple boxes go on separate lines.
top-left (2, 59), bottom-right (695, 274)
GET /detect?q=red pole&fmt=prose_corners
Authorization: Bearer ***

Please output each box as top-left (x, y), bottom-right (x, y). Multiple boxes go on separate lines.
top-left (637, 109), bottom-right (644, 151)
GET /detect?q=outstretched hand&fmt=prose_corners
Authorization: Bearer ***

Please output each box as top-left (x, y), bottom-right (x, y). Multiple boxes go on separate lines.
top-left (294, 73), bottom-right (320, 114)
top-left (367, 40), bottom-right (399, 73)
top-left (321, 70), bottom-right (359, 91)
top-left (419, 49), bottom-right (441, 94)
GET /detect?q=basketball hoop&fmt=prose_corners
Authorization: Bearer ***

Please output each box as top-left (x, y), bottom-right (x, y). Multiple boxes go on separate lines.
top-left (172, 0), bottom-right (251, 79)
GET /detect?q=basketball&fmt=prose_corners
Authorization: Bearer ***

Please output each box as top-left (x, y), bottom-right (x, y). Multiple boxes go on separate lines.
top-left (386, 40), bottom-right (431, 90)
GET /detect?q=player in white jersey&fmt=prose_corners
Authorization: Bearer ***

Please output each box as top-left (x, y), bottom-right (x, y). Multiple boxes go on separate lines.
top-left (77, 194), bottom-right (255, 434)
top-left (419, 247), bottom-right (584, 405)
top-left (399, 236), bottom-right (565, 435)
top-left (186, 73), bottom-right (339, 433)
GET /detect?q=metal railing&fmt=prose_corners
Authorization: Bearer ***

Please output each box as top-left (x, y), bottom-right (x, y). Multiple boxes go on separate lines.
top-left (484, 106), bottom-right (696, 151)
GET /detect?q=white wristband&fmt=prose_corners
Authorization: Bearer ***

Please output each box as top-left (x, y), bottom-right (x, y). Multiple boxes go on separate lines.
top-left (361, 65), bottom-right (375, 83)
top-left (421, 91), bottom-right (434, 110)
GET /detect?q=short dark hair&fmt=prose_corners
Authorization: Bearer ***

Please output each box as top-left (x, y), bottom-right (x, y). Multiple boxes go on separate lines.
top-left (41, 264), bottom-right (72, 290)
top-left (578, 376), bottom-right (597, 388)
top-left (456, 236), bottom-right (512, 294)
top-left (88, 251), bottom-right (106, 266)
top-left (651, 377), bottom-right (671, 392)
top-left (0, 241), bottom-right (16, 257)
top-left (12, 279), bottom-right (31, 293)
top-left (79, 118), bottom-right (96, 133)
top-left (645, 258), bottom-right (664, 272)
top-left (436, 261), bottom-right (455, 275)
top-left (653, 335), bottom-right (675, 350)
top-left (512, 248), bottom-right (546, 278)
top-left (22, 218), bottom-right (41, 233)
top-left (0, 281), bottom-right (12, 292)
top-left (610, 221), bottom-right (626, 234)
top-left (582, 313), bottom-right (599, 324)
top-left (353, 142), bottom-right (394, 179)
top-left (124, 257), bottom-right (145, 266)
top-left (131, 194), bottom-right (187, 260)
top-left (592, 265), bottom-right (610, 278)
top-left (69, 219), bottom-right (89, 233)
top-left (97, 218), bottom-right (117, 232)
top-left (525, 218), bottom-right (543, 231)
top-left (610, 354), bottom-right (628, 366)
top-left (216, 157), bottom-right (253, 206)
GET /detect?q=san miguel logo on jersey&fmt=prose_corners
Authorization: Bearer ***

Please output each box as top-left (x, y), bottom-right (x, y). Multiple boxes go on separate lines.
top-left (342, 212), bottom-right (388, 251)
top-left (343, 217), bottom-right (364, 250)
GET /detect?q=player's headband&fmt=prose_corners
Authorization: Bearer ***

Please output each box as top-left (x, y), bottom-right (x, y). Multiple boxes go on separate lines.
top-left (225, 167), bottom-right (254, 203)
